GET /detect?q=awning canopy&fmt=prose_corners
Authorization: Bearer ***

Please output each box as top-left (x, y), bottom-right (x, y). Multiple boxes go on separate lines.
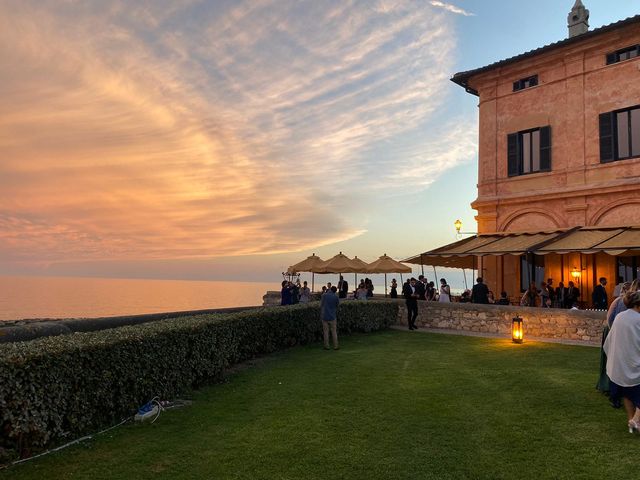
top-left (402, 226), bottom-right (640, 267)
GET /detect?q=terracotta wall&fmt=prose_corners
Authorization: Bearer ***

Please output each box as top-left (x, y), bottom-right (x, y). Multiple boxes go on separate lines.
top-left (469, 22), bottom-right (640, 233)
top-left (464, 23), bottom-right (640, 302)
top-left (394, 300), bottom-right (604, 345)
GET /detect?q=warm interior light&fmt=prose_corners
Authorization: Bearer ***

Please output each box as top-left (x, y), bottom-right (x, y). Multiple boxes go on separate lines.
top-left (571, 268), bottom-right (581, 279)
top-left (454, 219), bottom-right (462, 233)
top-left (512, 316), bottom-right (524, 344)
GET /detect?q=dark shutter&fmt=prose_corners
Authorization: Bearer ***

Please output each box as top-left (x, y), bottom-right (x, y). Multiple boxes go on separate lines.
top-left (539, 126), bottom-right (551, 171)
top-left (599, 112), bottom-right (616, 162)
top-left (507, 133), bottom-right (520, 176)
top-left (606, 52), bottom-right (616, 65)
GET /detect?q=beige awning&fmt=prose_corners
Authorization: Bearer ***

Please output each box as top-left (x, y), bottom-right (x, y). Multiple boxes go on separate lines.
top-left (536, 226), bottom-right (640, 256)
top-left (402, 226), bottom-right (640, 268)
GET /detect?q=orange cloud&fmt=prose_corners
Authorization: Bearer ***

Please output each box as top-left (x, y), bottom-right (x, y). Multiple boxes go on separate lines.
top-left (0, 1), bottom-right (475, 268)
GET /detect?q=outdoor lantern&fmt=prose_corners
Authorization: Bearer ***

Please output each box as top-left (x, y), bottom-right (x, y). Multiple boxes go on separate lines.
top-left (454, 219), bottom-right (462, 233)
top-left (512, 316), bottom-right (524, 344)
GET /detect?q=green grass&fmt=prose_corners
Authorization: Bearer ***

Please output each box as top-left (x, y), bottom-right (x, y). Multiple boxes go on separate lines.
top-left (1, 330), bottom-right (634, 480)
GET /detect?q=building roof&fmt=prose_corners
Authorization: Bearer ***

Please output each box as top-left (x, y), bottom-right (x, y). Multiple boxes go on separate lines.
top-left (451, 14), bottom-right (640, 95)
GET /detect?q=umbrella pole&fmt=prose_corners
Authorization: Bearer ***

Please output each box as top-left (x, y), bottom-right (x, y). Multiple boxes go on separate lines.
top-left (433, 266), bottom-right (438, 282)
top-left (420, 254), bottom-right (425, 277)
top-left (385, 273), bottom-right (388, 297)
top-left (463, 269), bottom-right (468, 290)
top-left (312, 273), bottom-right (315, 292)
top-left (400, 273), bottom-right (403, 285)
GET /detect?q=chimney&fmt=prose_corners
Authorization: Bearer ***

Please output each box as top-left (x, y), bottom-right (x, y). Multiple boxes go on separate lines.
top-left (568, 0), bottom-right (589, 37)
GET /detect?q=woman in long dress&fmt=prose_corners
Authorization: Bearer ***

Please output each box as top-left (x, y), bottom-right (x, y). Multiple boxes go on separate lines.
top-left (603, 291), bottom-right (640, 433)
top-left (438, 278), bottom-right (450, 303)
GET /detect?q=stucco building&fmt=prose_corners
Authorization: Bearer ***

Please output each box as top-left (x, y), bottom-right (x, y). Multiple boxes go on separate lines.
top-left (407, 3), bottom-right (640, 306)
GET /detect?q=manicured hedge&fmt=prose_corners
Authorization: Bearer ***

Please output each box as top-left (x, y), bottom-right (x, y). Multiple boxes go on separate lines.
top-left (0, 301), bottom-right (397, 458)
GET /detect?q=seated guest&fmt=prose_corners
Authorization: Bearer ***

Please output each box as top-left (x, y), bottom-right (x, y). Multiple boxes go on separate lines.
top-left (487, 291), bottom-right (496, 304)
top-left (497, 291), bottom-right (510, 305)
top-left (459, 289), bottom-right (471, 303)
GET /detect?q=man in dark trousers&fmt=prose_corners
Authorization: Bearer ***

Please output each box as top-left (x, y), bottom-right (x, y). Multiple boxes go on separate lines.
top-left (403, 278), bottom-right (419, 330)
top-left (337, 275), bottom-right (348, 299)
top-left (592, 277), bottom-right (608, 310)
top-left (555, 281), bottom-right (567, 309)
top-left (416, 275), bottom-right (427, 300)
top-left (320, 286), bottom-right (340, 349)
top-left (566, 281), bottom-right (580, 308)
top-left (471, 277), bottom-right (490, 304)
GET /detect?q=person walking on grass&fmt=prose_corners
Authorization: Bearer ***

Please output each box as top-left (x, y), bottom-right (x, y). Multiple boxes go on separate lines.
top-left (603, 291), bottom-right (640, 433)
top-left (320, 286), bottom-right (340, 350)
top-left (403, 278), bottom-right (419, 330)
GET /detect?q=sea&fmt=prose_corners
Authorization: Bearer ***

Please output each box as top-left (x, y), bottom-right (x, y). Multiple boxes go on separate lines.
top-left (0, 276), bottom-right (276, 321)
top-left (0, 272), bottom-right (471, 321)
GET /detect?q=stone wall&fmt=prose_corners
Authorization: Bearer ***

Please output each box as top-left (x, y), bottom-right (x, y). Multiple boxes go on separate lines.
top-left (394, 300), bottom-right (605, 345)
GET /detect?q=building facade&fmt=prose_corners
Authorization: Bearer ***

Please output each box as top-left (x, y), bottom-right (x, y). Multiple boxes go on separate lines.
top-left (450, 4), bottom-right (640, 304)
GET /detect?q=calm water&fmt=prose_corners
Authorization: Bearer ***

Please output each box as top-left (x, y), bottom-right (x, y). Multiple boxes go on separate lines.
top-left (0, 276), bottom-right (275, 321)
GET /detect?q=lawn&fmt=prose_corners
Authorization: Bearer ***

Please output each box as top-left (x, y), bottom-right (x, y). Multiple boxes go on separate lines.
top-left (1, 329), bottom-right (634, 480)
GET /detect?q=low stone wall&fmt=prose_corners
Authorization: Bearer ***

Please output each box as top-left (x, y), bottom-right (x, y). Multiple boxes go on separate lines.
top-left (394, 300), bottom-right (605, 345)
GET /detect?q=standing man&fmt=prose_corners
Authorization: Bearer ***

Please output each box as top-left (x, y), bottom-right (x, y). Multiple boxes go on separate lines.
top-left (338, 275), bottom-right (349, 299)
top-left (416, 275), bottom-right (427, 301)
top-left (320, 286), bottom-right (340, 350)
top-left (403, 278), bottom-right (419, 330)
top-left (555, 281), bottom-right (567, 309)
top-left (566, 281), bottom-right (580, 308)
top-left (593, 277), bottom-right (608, 310)
top-left (471, 277), bottom-right (490, 304)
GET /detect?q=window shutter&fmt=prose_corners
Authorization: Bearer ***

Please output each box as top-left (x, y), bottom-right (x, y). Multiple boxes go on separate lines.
top-left (539, 126), bottom-right (551, 171)
top-left (599, 112), bottom-right (615, 162)
top-left (507, 133), bottom-right (520, 176)
top-left (606, 52), bottom-right (616, 65)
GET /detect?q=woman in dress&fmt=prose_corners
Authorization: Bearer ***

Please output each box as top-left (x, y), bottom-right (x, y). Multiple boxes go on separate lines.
top-left (299, 281), bottom-right (311, 304)
top-left (603, 291), bottom-right (640, 432)
top-left (356, 281), bottom-right (368, 301)
top-left (520, 282), bottom-right (539, 307)
top-left (390, 279), bottom-right (398, 299)
top-left (438, 278), bottom-right (451, 303)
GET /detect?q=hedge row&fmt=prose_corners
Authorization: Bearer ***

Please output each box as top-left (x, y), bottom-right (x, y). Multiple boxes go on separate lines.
top-left (0, 301), bottom-right (398, 458)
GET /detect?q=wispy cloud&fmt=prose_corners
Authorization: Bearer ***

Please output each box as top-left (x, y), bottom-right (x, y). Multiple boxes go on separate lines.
top-left (429, 1), bottom-right (475, 17)
top-left (0, 0), bottom-right (475, 267)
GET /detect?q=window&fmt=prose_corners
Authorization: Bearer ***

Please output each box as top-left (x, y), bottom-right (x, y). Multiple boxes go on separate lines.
top-left (507, 126), bottom-right (551, 176)
top-left (513, 75), bottom-right (538, 92)
top-left (520, 254), bottom-right (545, 293)
top-left (617, 256), bottom-right (640, 283)
top-left (606, 45), bottom-right (640, 65)
top-left (600, 105), bottom-right (640, 163)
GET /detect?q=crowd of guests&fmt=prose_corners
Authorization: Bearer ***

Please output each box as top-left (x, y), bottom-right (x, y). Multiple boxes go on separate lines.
top-left (518, 278), bottom-right (582, 308)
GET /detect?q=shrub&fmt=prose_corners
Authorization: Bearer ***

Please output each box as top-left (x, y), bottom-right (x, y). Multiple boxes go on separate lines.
top-left (0, 301), bottom-right (397, 457)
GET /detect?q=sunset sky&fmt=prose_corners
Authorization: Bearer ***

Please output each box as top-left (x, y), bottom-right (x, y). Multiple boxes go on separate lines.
top-left (1, 0), bottom-right (638, 282)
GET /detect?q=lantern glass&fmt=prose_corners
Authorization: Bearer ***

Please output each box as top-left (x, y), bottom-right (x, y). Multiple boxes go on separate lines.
top-left (512, 316), bottom-right (524, 344)
top-left (454, 219), bottom-right (462, 233)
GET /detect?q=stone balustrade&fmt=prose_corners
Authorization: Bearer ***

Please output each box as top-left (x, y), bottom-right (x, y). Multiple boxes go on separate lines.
top-left (394, 299), bottom-right (605, 345)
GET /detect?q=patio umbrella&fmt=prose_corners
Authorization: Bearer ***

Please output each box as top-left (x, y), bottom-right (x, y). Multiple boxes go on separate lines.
top-left (366, 254), bottom-right (412, 297)
top-left (289, 253), bottom-right (324, 291)
top-left (312, 252), bottom-right (355, 274)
